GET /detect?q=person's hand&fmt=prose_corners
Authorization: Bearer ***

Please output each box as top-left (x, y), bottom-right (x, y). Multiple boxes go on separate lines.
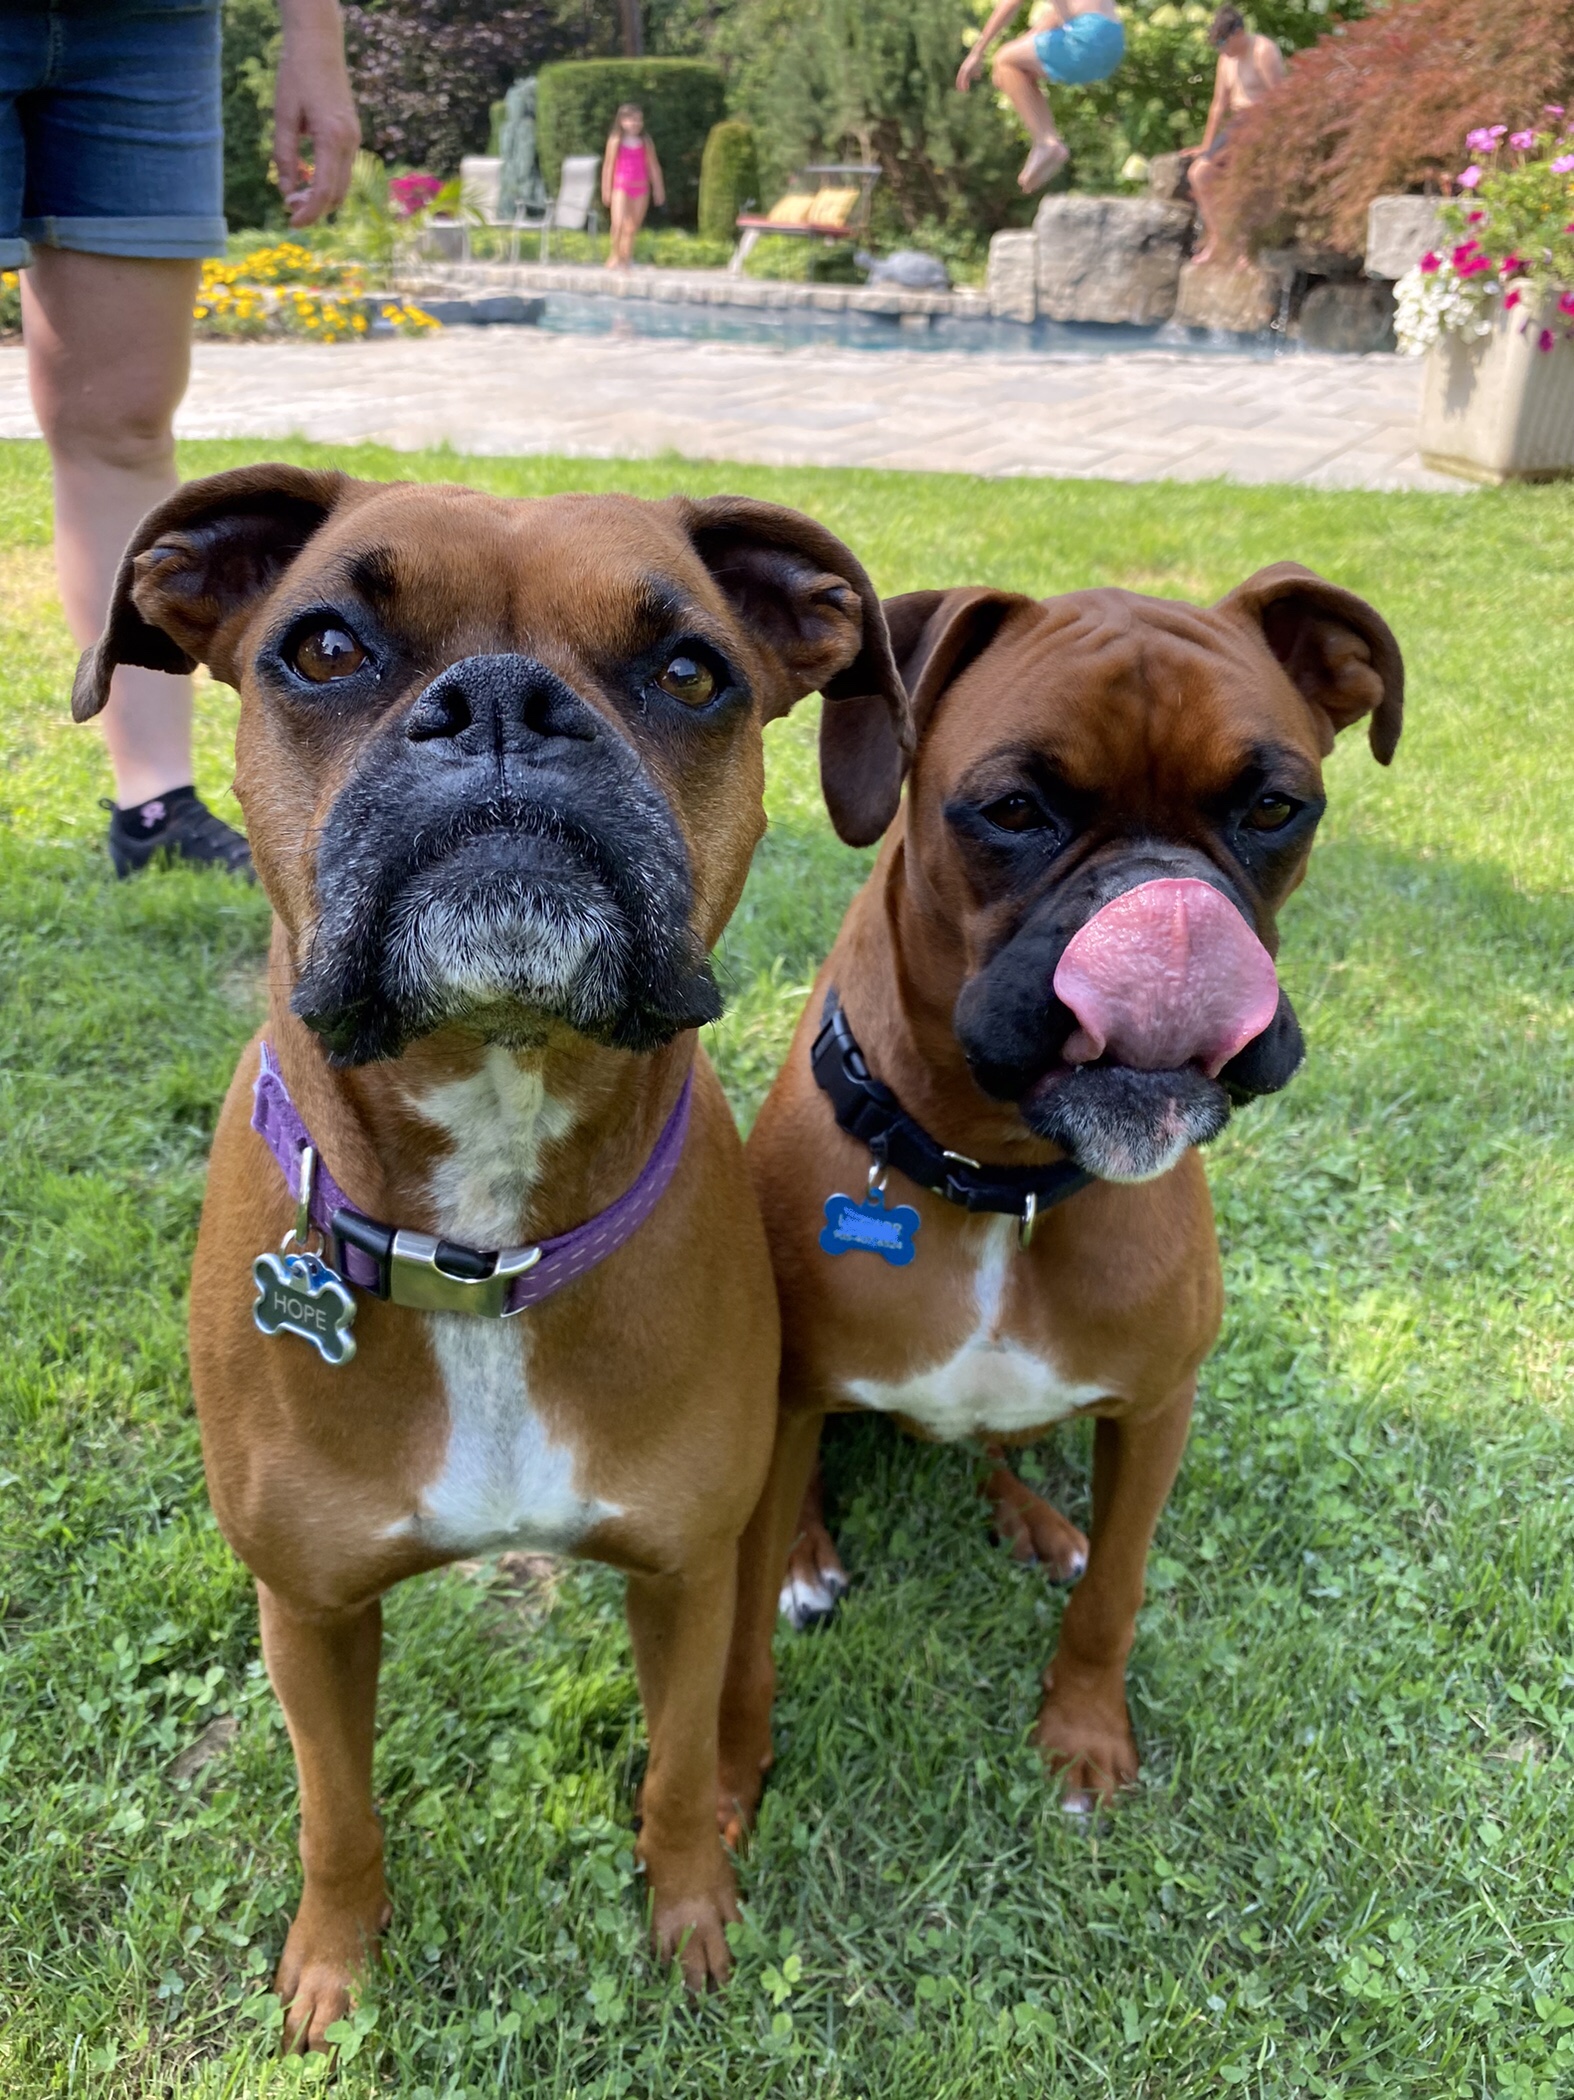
top-left (275, 0), bottom-right (360, 228)
top-left (956, 46), bottom-right (984, 93)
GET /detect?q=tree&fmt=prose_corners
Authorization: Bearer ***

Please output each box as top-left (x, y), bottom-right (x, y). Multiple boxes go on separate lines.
top-left (1219, 0), bottom-right (1574, 256)
top-left (343, 0), bottom-right (576, 173)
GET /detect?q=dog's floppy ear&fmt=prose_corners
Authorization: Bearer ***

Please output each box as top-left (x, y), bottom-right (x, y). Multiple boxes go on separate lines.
top-left (674, 495), bottom-right (908, 848)
top-left (819, 586), bottom-right (1033, 845)
top-left (1219, 563), bottom-right (1404, 764)
top-left (71, 464), bottom-right (363, 722)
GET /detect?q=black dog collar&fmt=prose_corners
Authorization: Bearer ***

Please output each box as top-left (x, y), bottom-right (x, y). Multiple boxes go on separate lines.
top-left (809, 993), bottom-right (1093, 1233)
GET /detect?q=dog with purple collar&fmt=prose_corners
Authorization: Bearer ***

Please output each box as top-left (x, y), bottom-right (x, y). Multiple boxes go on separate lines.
top-left (71, 463), bottom-right (907, 2051)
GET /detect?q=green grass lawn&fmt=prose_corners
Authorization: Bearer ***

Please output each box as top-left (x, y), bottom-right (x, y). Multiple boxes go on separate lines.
top-left (1, 439), bottom-right (1571, 2099)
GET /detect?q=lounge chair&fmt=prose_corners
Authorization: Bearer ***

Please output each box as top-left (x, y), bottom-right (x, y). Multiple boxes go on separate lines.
top-left (458, 152), bottom-right (601, 263)
top-left (729, 163), bottom-right (880, 275)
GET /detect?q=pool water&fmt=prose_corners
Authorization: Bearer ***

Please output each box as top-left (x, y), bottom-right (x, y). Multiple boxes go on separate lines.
top-left (531, 290), bottom-right (1295, 359)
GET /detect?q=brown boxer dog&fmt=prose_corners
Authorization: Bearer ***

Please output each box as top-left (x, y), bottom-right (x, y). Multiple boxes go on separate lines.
top-left (72, 465), bottom-right (905, 2050)
top-left (718, 568), bottom-right (1402, 1822)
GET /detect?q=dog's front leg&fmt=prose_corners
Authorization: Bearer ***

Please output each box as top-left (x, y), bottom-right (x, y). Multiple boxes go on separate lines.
top-left (1034, 1381), bottom-right (1195, 1811)
top-left (717, 1405), bottom-right (826, 1842)
top-left (258, 1583), bottom-right (390, 2052)
top-left (626, 1543), bottom-right (744, 1988)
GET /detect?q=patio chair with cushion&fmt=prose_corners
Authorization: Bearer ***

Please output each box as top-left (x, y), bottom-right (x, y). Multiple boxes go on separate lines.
top-left (729, 163), bottom-right (880, 275)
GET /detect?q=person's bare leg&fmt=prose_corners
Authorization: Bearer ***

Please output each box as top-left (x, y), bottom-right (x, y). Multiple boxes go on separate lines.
top-left (22, 249), bottom-right (198, 808)
top-left (1189, 156), bottom-right (1225, 267)
top-left (991, 37), bottom-right (1069, 190)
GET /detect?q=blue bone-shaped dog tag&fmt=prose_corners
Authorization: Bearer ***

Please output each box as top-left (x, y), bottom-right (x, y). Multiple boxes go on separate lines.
top-left (252, 1250), bottom-right (358, 1366)
top-left (819, 1186), bottom-right (921, 1266)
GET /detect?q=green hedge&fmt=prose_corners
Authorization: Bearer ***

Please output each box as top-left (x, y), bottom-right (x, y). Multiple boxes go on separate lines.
top-left (536, 60), bottom-right (726, 228)
top-left (697, 119), bottom-right (759, 244)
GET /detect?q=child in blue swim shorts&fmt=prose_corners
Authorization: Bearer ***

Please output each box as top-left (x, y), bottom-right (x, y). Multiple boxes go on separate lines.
top-left (957, 1), bottom-right (1126, 191)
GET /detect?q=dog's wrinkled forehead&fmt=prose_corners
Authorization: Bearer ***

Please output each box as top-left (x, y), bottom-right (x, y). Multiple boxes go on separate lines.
top-left (257, 489), bottom-right (771, 675)
top-left (924, 590), bottom-right (1325, 792)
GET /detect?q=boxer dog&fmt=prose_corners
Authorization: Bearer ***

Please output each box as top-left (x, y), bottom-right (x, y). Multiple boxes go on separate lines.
top-left (718, 568), bottom-right (1402, 1821)
top-left (72, 465), bottom-right (905, 2049)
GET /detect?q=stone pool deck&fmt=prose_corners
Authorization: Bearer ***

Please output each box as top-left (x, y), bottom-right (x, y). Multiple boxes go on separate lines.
top-left (0, 327), bottom-right (1462, 492)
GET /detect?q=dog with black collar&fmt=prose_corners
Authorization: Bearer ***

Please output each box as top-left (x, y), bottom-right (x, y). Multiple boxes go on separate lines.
top-left (717, 569), bottom-right (1404, 1824)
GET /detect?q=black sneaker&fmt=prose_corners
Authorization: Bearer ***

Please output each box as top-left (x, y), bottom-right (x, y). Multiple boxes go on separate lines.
top-left (103, 787), bottom-right (255, 881)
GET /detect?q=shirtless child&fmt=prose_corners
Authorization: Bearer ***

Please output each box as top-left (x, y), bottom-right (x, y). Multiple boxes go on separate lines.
top-left (1184, 5), bottom-right (1285, 265)
top-left (958, 0), bottom-right (1125, 192)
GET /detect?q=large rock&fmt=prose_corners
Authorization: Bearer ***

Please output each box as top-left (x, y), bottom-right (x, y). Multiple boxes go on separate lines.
top-left (1034, 196), bottom-right (1194, 325)
top-left (1172, 258), bottom-right (1277, 335)
top-left (1298, 279), bottom-right (1396, 354)
top-left (1366, 195), bottom-right (1446, 280)
top-left (1146, 152), bottom-right (1193, 204)
top-left (987, 228), bottom-right (1038, 322)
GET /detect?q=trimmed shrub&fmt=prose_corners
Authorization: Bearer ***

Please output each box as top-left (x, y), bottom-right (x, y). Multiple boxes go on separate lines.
top-left (537, 59), bottom-right (726, 225)
top-left (698, 119), bottom-right (760, 242)
top-left (1220, 0), bottom-right (1574, 256)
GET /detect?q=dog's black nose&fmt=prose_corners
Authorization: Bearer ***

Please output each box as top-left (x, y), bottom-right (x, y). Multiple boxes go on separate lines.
top-left (404, 654), bottom-right (599, 753)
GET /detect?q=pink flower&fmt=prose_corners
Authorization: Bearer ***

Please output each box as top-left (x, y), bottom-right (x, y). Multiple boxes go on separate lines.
top-left (1467, 210), bottom-right (1486, 224)
top-left (1501, 254), bottom-right (1525, 273)
top-left (389, 172), bottom-right (443, 218)
top-left (1509, 130), bottom-right (1537, 150)
top-left (1420, 250), bottom-right (1441, 273)
top-left (1457, 166), bottom-right (1483, 189)
top-left (1546, 104), bottom-right (1566, 117)
top-left (1552, 153), bottom-right (1574, 174)
top-left (1560, 291), bottom-right (1574, 316)
top-left (1537, 328), bottom-right (1555, 352)
top-left (1504, 289), bottom-right (1522, 308)
top-left (1465, 125), bottom-right (1499, 153)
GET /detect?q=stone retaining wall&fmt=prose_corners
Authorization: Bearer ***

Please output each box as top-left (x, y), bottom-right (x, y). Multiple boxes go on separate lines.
top-left (401, 259), bottom-right (991, 321)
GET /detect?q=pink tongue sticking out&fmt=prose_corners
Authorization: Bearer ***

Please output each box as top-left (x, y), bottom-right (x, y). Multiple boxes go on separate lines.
top-left (1052, 878), bottom-right (1280, 1077)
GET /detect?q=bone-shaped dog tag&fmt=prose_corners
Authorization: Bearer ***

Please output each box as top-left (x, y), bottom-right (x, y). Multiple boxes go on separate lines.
top-left (252, 1250), bottom-right (358, 1365)
top-left (819, 1187), bottom-right (921, 1267)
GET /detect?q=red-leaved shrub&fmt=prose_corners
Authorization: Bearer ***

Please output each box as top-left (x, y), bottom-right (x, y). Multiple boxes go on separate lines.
top-left (1218, 0), bottom-right (1574, 257)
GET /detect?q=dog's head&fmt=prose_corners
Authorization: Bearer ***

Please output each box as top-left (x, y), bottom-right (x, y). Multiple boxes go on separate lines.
top-left (822, 569), bottom-right (1403, 1182)
top-left (76, 466), bottom-right (903, 1066)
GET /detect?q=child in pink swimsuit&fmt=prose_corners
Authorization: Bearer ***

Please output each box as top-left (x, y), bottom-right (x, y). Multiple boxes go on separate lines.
top-left (600, 103), bottom-right (665, 270)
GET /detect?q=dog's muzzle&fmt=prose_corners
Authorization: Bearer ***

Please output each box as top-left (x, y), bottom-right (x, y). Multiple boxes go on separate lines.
top-left (955, 848), bottom-right (1305, 1183)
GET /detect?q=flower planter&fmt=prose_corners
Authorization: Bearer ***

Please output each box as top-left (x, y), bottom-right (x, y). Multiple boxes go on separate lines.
top-left (1419, 299), bottom-right (1574, 483)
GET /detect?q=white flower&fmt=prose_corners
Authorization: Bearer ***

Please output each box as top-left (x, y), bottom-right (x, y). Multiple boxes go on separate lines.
top-left (1393, 260), bottom-right (1500, 355)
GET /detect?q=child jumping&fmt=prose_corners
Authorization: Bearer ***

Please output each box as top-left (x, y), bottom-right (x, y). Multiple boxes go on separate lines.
top-left (957, 0), bottom-right (1126, 191)
top-left (600, 103), bottom-right (665, 270)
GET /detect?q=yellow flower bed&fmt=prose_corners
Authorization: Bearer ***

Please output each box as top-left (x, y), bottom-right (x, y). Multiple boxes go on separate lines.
top-left (193, 246), bottom-right (438, 342)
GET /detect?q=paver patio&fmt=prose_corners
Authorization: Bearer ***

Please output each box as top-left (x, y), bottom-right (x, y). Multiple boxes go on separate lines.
top-left (0, 333), bottom-right (1463, 491)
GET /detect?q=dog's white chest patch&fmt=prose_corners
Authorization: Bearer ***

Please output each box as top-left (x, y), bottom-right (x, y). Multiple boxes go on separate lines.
top-left (401, 1316), bottom-right (617, 1556)
top-left (385, 1051), bottom-right (620, 1556)
top-left (842, 1216), bottom-right (1105, 1439)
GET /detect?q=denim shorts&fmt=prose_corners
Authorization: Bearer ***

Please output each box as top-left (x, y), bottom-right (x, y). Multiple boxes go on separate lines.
top-left (0, 3), bottom-right (226, 269)
top-left (1033, 12), bottom-right (1126, 87)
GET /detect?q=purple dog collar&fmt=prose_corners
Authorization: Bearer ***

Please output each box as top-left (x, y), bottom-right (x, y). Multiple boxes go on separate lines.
top-left (250, 1043), bottom-right (693, 1318)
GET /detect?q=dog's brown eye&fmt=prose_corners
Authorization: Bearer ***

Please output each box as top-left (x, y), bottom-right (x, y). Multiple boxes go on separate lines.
top-left (983, 793), bottom-right (1045, 833)
top-left (656, 654), bottom-right (715, 707)
top-left (1246, 792), bottom-right (1297, 831)
top-left (292, 625), bottom-right (366, 683)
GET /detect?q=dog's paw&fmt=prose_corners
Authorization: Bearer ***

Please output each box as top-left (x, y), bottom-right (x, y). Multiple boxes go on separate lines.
top-left (1033, 1681), bottom-right (1139, 1815)
top-left (273, 1892), bottom-right (390, 2054)
top-left (985, 1471), bottom-right (1089, 1584)
top-left (778, 1517), bottom-right (849, 1629)
top-left (651, 1880), bottom-right (741, 1991)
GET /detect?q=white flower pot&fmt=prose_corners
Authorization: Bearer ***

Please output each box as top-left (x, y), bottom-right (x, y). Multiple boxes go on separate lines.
top-left (1419, 298), bottom-right (1574, 483)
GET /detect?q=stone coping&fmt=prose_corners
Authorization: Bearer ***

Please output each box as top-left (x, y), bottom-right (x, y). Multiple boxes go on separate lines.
top-left (399, 259), bottom-right (992, 321)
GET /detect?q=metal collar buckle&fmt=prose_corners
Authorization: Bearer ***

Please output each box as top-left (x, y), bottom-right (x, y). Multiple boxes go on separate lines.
top-left (332, 1209), bottom-right (541, 1317)
top-left (388, 1232), bottom-right (542, 1317)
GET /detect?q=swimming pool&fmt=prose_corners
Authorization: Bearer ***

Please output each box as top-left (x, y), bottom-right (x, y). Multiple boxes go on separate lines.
top-left (525, 290), bottom-right (1296, 360)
